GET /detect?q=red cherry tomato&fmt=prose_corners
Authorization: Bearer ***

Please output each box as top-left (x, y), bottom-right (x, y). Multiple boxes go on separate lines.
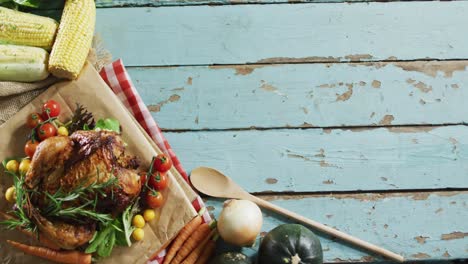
top-left (146, 190), bottom-right (164, 208)
top-left (37, 123), bottom-right (57, 141)
top-left (149, 171), bottom-right (169, 191)
top-left (26, 113), bottom-right (44, 128)
top-left (42, 100), bottom-right (61, 119)
top-left (25, 140), bottom-right (39, 158)
top-left (152, 154), bottom-right (173, 173)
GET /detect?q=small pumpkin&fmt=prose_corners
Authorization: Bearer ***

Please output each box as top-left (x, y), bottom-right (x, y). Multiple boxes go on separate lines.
top-left (258, 224), bottom-right (323, 264)
top-left (208, 252), bottom-right (252, 264)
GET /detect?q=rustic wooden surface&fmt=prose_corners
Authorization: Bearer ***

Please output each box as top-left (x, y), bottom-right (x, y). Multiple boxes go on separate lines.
top-left (92, 1), bottom-right (467, 263)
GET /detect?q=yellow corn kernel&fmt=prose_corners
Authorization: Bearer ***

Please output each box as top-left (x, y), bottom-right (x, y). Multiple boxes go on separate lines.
top-left (49, 0), bottom-right (96, 80)
top-left (0, 7), bottom-right (58, 50)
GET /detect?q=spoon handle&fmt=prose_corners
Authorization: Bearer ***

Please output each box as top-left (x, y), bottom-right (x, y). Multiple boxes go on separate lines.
top-left (246, 194), bottom-right (405, 262)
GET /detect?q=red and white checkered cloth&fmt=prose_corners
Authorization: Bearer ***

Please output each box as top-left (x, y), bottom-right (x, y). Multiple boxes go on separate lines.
top-left (99, 59), bottom-right (211, 263)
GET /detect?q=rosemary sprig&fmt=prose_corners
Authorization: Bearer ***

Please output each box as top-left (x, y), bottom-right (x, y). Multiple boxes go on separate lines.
top-left (0, 167), bottom-right (37, 233)
top-left (41, 177), bottom-right (118, 225)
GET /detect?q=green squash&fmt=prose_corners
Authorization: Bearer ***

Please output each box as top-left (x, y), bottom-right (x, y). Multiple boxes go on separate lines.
top-left (208, 252), bottom-right (252, 264)
top-left (258, 224), bottom-right (323, 264)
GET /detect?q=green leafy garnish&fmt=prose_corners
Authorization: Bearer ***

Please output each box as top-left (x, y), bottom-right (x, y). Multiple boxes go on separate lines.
top-left (94, 118), bottom-right (120, 133)
top-left (86, 199), bottom-right (139, 258)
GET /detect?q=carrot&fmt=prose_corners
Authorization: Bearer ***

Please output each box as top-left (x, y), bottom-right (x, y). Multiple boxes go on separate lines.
top-left (181, 229), bottom-right (216, 264)
top-left (7, 240), bottom-right (91, 264)
top-left (163, 214), bottom-right (203, 264)
top-left (0, 212), bottom-right (60, 250)
top-left (171, 220), bottom-right (216, 264)
top-left (193, 234), bottom-right (217, 264)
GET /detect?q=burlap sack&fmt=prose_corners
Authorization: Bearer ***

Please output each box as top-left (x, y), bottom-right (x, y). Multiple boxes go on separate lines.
top-left (0, 36), bottom-right (112, 125)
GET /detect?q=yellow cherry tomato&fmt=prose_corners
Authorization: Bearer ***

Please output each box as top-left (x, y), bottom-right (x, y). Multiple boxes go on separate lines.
top-left (132, 214), bottom-right (145, 228)
top-left (143, 209), bottom-right (156, 222)
top-left (57, 126), bottom-right (69, 137)
top-left (132, 228), bottom-right (144, 241)
top-left (18, 159), bottom-right (31, 174)
top-left (5, 186), bottom-right (16, 203)
top-left (5, 160), bottom-right (19, 173)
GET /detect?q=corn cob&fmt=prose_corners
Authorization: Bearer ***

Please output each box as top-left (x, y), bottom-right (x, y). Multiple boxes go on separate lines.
top-left (49, 0), bottom-right (96, 80)
top-left (0, 7), bottom-right (58, 51)
top-left (0, 44), bottom-right (50, 82)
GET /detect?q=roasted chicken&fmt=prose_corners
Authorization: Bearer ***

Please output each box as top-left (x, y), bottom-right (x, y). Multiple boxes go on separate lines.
top-left (24, 130), bottom-right (141, 249)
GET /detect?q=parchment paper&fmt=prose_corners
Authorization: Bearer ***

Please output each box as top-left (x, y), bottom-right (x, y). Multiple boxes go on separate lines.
top-left (0, 63), bottom-right (197, 264)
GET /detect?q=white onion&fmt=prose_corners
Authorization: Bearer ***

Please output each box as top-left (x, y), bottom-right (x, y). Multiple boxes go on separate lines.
top-left (218, 199), bottom-right (263, 247)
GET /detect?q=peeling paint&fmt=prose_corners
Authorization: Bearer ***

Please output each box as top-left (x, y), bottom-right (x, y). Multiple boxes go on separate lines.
top-left (344, 54), bottom-right (373, 61)
top-left (315, 148), bottom-right (325, 158)
top-left (370, 112), bottom-right (375, 118)
top-left (209, 64), bottom-right (268, 75)
top-left (443, 251), bottom-right (451, 257)
top-left (393, 61), bottom-right (468, 78)
top-left (415, 236), bottom-right (429, 244)
top-left (378, 115), bottom-right (394, 125)
top-left (256, 56), bottom-right (341, 64)
top-left (412, 253), bottom-right (431, 259)
top-left (300, 122), bottom-right (314, 128)
top-left (317, 83), bottom-right (336, 88)
top-left (265, 178), bottom-right (278, 184)
top-left (412, 193), bottom-right (431, 200)
top-left (420, 99), bottom-right (426, 105)
top-left (384, 224), bottom-right (389, 229)
top-left (336, 84), bottom-right (353, 101)
top-left (171, 87), bottom-right (185, 92)
top-left (326, 214), bottom-right (333, 219)
top-left (386, 126), bottom-right (434, 133)
top-left (413, 81), bottom-right (433, 93)
top-left (186, 77), bottom-right (192, 85)
top-left (441, 232), bottom-right (467, 240)
top-left (195, 116), bottom-right (199, 124)
top-left (380, 177), bottom-right (388, 181)
top-left (435, 208), bottom-right (443, 214)
top-left (371, 80), bottom-right (381, 88)
top-left (206, 206), bottom-right (215, 211)
top-left (148, 94), bottom-right (181, 112)
top-left (260, 80), bottom-right (286, 97)
top-left (301, 107), bottom-right (309, 114)
top-left (359, 81), bottom-right (366, 86)
top-left (451, 84), bottom-right (459, 89)
top-left (322, 180), bottom-right (334, 184)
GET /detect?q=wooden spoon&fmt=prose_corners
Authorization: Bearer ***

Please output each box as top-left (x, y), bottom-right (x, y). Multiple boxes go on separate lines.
top-left (190, 166), bottom-right (405, 262)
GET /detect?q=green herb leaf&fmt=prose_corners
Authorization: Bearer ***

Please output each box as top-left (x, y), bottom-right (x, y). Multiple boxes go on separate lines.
top-left (97, 229), bottom-right (116, 257)
top-left (115, 198), bottom-right (139, 247)
top-left (94, 118), bottom-right (120, 133)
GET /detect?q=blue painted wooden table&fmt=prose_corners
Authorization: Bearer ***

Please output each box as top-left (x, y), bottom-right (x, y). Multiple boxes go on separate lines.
top-left (95, 0), bottom-right (467, 262)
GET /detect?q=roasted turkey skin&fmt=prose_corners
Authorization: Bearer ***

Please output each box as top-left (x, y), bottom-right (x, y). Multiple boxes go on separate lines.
top-left (24, 130), bottom-right (142, 249)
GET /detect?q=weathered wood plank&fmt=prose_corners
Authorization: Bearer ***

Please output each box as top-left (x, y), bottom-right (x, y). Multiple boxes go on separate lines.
top-left (165, 126), bottom-right (468, 193)
top-left (205, 191), bottom-right (468, 262)
top-left (31, 0), bottom-right (468, 9)
top-left (96, 2), bottom-right (468, 66)
top-left (129, 61), bottom-right (468, 130)
top-left (94, 0), bottom-right (418, 7)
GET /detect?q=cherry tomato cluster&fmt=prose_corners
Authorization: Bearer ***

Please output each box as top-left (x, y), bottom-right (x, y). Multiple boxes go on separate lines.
top-left (24, 100), bottom-right (62, 158)
top-left (142, 154), bottom-right (173, 209)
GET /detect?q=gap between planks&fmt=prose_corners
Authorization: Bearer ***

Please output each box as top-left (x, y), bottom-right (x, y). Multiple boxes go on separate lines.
top-left (125, 58), bottom-right (468, 69)
top-left (160, 123), bottom-right (468, 133)
top-left (35, 1), bottom-right (468, 10)
top-left (248, 188), bottom-right (468, 198)
top-left (93, 1), bottom-right (468, 9)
